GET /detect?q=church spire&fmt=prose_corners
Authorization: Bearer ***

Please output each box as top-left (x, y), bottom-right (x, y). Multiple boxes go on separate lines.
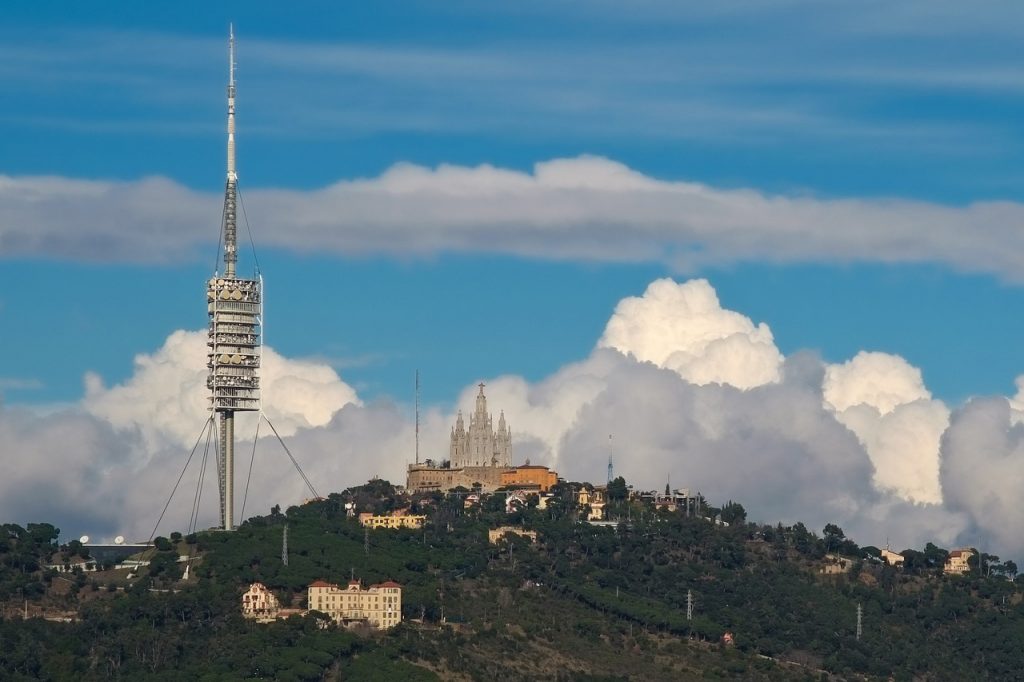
top-left (475, 382), bottom-right (488, 418)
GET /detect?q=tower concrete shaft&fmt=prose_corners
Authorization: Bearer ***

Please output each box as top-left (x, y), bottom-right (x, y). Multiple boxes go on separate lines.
top-left (208, 25), bottom-right (261, 531)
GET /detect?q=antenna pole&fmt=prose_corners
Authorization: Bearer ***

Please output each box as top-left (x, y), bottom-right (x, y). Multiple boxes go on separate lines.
top-left (224, 23), bottom-right (238, 278)
top-left (607, 434), bottom-right (613, 485)
top-left (856, 602), bottom-right (862, 641)
top-left (282, 525), bottom-right (289, 567)
top-left (415, 370), bottom-right (420, 465)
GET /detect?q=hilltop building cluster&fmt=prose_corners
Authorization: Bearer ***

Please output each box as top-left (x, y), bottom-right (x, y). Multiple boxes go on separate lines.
top-left (407, 384), bottom-right (559, 493)
top-left (239, 382), bottom-right (991, 634)
top-left (861, 546), bottom-right (978, 576)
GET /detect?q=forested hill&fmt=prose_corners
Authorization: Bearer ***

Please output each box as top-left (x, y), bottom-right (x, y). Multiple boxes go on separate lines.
top-left (2, 480), bottom-right (1024, 681)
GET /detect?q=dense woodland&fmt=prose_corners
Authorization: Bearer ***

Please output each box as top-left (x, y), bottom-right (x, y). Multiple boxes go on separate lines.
top-left (2, 478), bottom-right (1024, 680)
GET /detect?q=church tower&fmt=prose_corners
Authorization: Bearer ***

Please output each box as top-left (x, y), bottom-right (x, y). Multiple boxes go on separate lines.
top-left (450, 411), bottom-right (466, 466)
top-left (449, 383), bottom-right (511, 468)
top-left (494, 411), bottom-right (511, 466)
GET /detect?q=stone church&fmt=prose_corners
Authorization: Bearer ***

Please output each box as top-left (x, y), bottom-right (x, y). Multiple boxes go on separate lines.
top-left (450, 383), bottom-right (512, 468)
top-left (406, 383), bottom-right (513, 493)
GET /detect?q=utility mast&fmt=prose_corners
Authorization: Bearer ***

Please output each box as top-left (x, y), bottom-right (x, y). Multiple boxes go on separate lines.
top-left (607, 434), bottom-right (614, 485)
top-left (415, 370), bottom-right (420, 464)
top-left (856, 602), bottom-right (862, 641)
top-left (282, 525), bottom-right (289, 567)
top-left (207, 25), bottom-right (262, 531)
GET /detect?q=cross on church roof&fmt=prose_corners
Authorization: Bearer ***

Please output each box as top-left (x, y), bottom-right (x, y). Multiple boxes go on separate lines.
top-left (478, 382), bottom-right (485, 393)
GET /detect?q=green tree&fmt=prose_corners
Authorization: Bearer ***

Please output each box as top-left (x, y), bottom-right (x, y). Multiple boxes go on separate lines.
top-left (720, 501), bottom-right (747, 525)
top-left (822, 523), bottom-right (845, 554)
top-left (607, 476), bottom-right (628, 501)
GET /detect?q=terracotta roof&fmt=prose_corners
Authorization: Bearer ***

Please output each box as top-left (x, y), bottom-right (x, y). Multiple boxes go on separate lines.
top-left (309, 580), bottom-right (336, 588)
top-left (372, 580), bottom-right (402, 588)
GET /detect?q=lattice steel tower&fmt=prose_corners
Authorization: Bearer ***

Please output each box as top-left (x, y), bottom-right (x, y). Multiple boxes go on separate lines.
top-left (207, 26), bottom-right (261, 531)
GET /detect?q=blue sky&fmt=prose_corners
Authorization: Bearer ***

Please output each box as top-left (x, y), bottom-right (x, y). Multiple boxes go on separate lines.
top-left (3, 0), bottom-right (1024, 407)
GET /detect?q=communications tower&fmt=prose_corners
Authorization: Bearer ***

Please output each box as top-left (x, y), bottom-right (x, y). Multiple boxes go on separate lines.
top-left (207, 26), bottom-right (261, 531)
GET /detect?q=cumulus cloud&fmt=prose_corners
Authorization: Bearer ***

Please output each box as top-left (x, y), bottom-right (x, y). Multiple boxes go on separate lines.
top-left (824, 351), bottom-right (931, 415)
top-left (5, 158), bottom-right (1024, 280)
top-left (0, 328), bottom-right (364, 541)
top-left (2, 277), bottom-right (1022, 562)
top-left (598, 278), bottom-right (782, 389)
top-left (84, 330), bottom-right (360, 452)
top-left (941, 397), bottom-right (1024, 555)
top-left (823, 351), bottom-right (947, 504)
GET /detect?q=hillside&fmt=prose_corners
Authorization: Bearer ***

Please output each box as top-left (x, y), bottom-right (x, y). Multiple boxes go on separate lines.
top-left (2, 480), bottom-right (1024, 680)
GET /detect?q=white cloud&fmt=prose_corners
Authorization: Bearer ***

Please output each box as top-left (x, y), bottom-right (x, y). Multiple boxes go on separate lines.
top-left (941, 397), bottom-right (1024, 555)
top-left (84, 329), bottom-right (360, 452)
top-left (824, 351), bottom-right (931, 415)
top-left (832, 400), bottom-right (947, 505)
top-left (598, 278), bottom-right (782, 389)
top-left (0, 327), bottom-right (363, 541)
top-left (5, 158), bottom-right (1024, 281)
top-left (3, 277), bottom-right (1024, 563)
top-left (823, 351), bottom-right (946, 504)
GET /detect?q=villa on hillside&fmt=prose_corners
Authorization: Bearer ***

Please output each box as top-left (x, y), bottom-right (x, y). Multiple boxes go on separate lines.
top-left (880, 548), bottom-right (905, 568)
top-left (241, 583), bottom-right (285, 622)
top-left (308, 579), bottom-right (403, 630)
top-left (945, 549), bottom-right (975, 575)
top-left (358, 509), bottom-right (426, 530)
top-left (488, 526), bottom-right (538, 544)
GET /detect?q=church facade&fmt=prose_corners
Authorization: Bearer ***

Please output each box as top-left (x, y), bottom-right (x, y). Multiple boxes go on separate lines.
top-left (450, 383), bottom-right (512, 468)
top-left (407, 383), bottom-right (513, 493)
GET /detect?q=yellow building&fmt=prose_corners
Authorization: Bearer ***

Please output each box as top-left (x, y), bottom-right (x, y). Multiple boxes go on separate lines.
top-left (576, 487), bottom-right (607, 521)
top-left (501, 464), bottom-right (558, 492)
top-left (406, 462), bottom-right (510, 493)
top-left (880, 548), bottom-right (905, 568)
top-left (242, 582), bottom-right (281, 621)
top-left (488, 526), bottom-right (538, 544)
top-left (308, 579), bottom-right (403, 629)
top-left (820, 554), bottom-right (852, 575)
top-left (358, 511), bottom-right (426, 530)
top-left (944, 548), bottom-right (975, 575)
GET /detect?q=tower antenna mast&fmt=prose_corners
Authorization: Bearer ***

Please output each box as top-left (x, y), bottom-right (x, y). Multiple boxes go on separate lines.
top-left (207, 24), bottom-right (262, 531)
top-left (415, 370), bottom-right (420, 465)
top-left (607, 434), bottom-right (614, 485)
top-left (224, 23), bottom-right (238, 277)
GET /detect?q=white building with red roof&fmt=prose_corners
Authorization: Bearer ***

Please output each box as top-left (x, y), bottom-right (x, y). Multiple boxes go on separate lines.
top-left (307, 578), bottom-right (402, 629)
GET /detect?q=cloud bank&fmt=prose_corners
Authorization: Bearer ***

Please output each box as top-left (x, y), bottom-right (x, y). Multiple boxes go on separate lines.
top-left (4, 157), bottom-right (1024, 280)
top-left (1, 277), bottom-right (1021, 562)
